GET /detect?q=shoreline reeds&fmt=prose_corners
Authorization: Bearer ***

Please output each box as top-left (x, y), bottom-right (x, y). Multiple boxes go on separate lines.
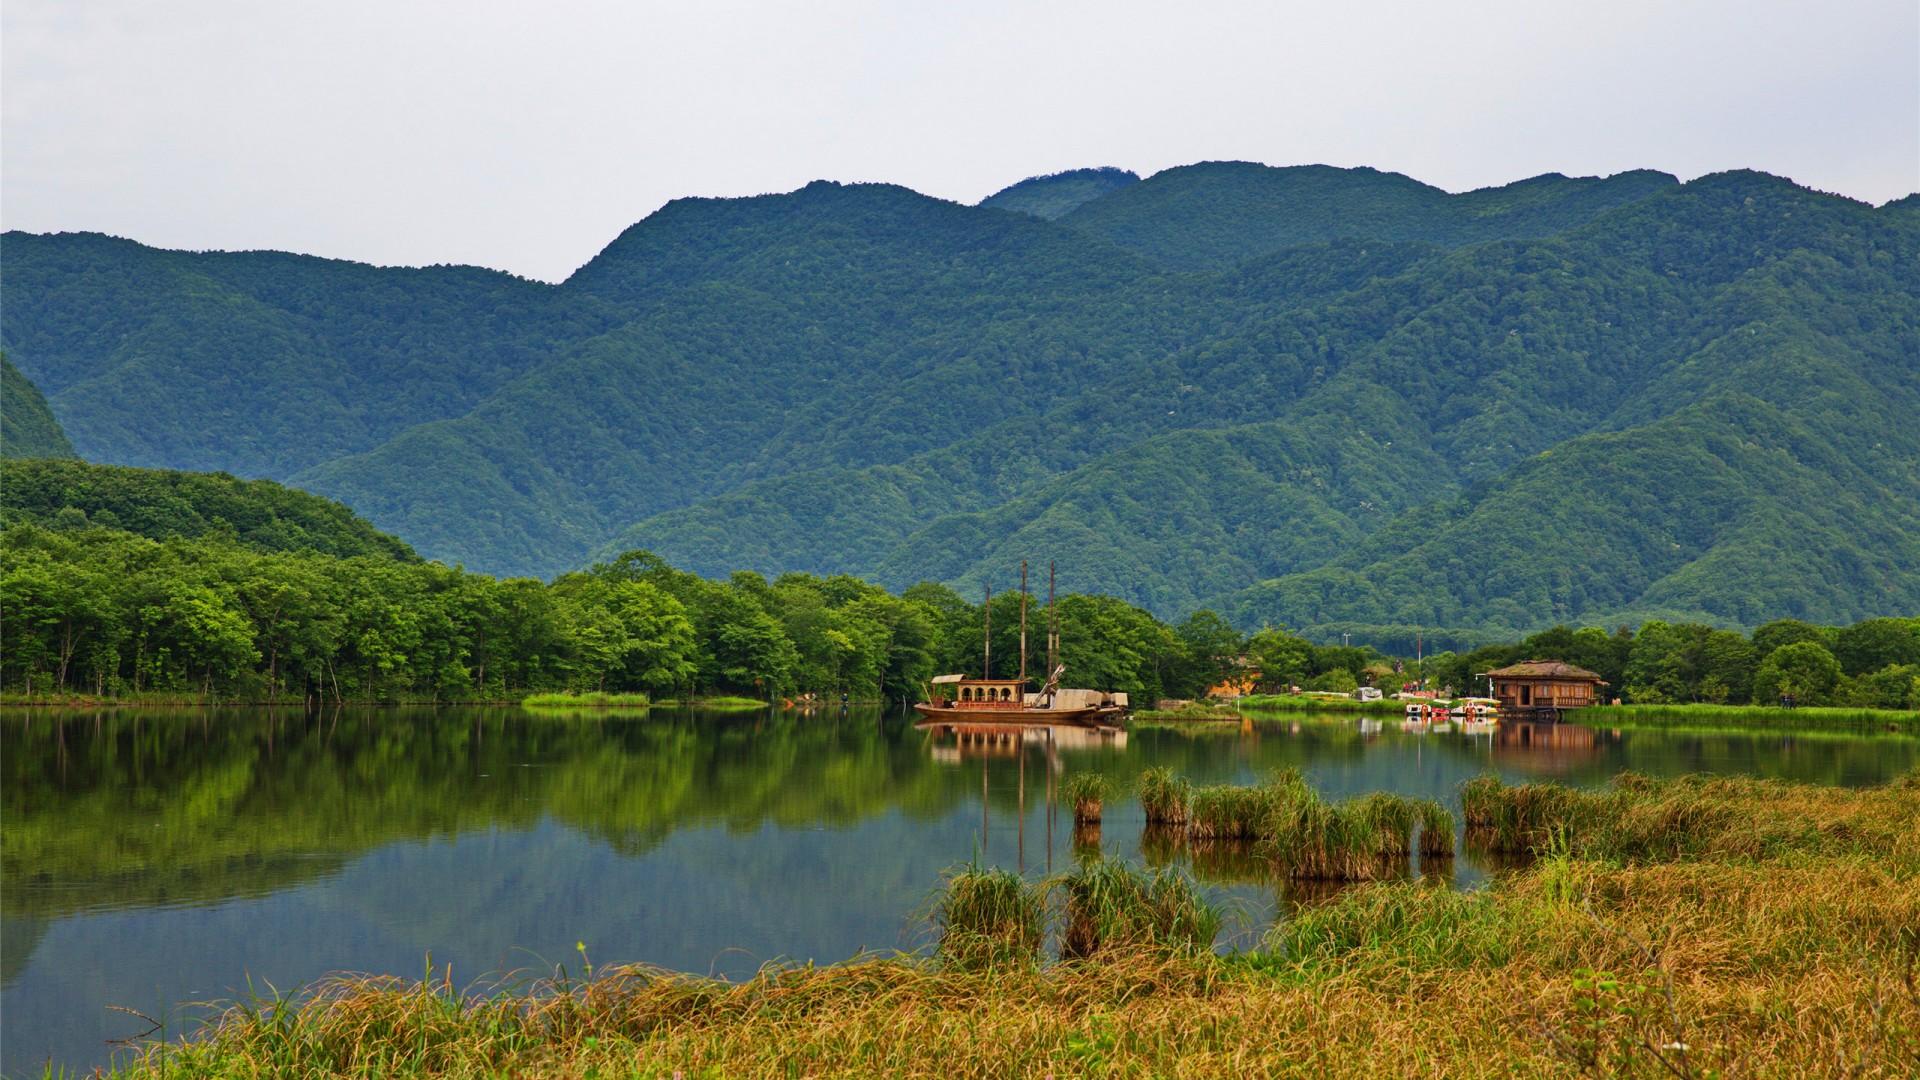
top-left (934, 865), bottom-right (1044, 971)
top-left (1058, 860), bottom-right (1220, 960)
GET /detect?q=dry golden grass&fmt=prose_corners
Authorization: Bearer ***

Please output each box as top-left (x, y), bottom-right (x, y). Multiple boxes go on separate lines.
top-left (104, 774), bottom-right (1920, 1078)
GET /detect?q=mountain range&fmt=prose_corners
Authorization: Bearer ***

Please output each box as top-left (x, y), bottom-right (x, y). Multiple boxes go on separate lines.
top-left (4, 161), bottom-right (1916, 641)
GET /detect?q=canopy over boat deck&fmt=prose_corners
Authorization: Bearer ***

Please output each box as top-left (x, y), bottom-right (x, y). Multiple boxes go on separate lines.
top-left (929, 675), bottom-right (1029, 709)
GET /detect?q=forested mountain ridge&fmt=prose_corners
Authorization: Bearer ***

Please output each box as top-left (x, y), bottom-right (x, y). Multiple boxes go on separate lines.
top-left (1057, 162), bottom-right (1681, 269)
top-left (979, 167), bottom-right (1141, 219)
top-left (4, 163), bottom-right (1914, 638)
top-left (0, 458), bottom-right (417, 560)
top-left (1, 354), bottom-right (75, 459)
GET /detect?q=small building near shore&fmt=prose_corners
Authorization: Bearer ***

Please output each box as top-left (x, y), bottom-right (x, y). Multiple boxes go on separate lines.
top-left (1483, 660), bottom-right (1607, 713)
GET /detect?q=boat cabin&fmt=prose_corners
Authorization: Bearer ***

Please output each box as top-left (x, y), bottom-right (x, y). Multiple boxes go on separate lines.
top-left (1483, 660), bottom-right (1607, 714)
top-left (928, 674), bottom-right (1028, 709)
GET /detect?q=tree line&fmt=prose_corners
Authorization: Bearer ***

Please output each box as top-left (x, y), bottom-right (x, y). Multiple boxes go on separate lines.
top-left (0, 524), bottom-right (1206, 703)
top-left (3, 518), bottom-right (1915, 709)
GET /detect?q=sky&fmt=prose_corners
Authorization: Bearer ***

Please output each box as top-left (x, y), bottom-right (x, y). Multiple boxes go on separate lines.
top-left (4, 0), bottom-right (1916, 282)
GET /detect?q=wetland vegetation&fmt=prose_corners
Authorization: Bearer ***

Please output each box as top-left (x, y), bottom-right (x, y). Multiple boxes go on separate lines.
top-left (83, 768), bottom-right (1920, 1078)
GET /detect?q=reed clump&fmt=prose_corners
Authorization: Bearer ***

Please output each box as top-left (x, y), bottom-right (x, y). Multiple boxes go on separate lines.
top-left (934, 865), bottom-right (1044, 971)
top-left (1186, 783), bottom-right (1279, 840)
top-left (1140, 768), bottom-right (1457, 881)
top-left (1461, 776), bottom-right (1598, 855)
top-left (1061, 772), bottom-right (1111, 825)
top-left (1057, 859), bottom-right (1221, 960)
top-left (1417, 799), bottom-right (1457, 858)
top-left (1137, 766), bottom-right (1191, 827)
top-left (1460, 772), bottom-right (1920, 864)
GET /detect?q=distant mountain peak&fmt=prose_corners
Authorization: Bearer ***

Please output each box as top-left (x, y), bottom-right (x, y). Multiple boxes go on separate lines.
top-left (979, 167), bottom-right (1141, 220)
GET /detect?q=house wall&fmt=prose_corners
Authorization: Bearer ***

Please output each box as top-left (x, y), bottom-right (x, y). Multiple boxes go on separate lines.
top-left (1493, 679), bottom-right (1598, 708)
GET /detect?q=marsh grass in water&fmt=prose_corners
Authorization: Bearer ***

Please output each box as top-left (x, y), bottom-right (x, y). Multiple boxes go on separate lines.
top-left (1060, 772), bottom-right (1111, 825)
top-left (1417, 799), bottom-right (1457, 858)
top-left (93, 771), bottom-right (1920, 1078)
top-left (933, 864), bottom-right (1045, 971)
top-left (1058, 860), bottom-right (1221, 960)
top-left (1136, 766), bottom-right (1191, 826)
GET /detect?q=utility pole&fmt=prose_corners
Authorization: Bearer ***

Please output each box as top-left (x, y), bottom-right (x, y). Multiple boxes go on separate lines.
top-left (1019, 560), bottom-right (1029, 685)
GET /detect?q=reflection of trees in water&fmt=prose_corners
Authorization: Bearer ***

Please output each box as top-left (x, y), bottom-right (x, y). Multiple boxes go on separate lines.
top-left (0, 915), bottom-right (49, 984)
top-left (2, 707), bottom-right (983, 924)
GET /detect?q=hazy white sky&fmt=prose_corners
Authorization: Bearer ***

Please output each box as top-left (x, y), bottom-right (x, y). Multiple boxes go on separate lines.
top-left (5, 0), bottom-right (1916, 282)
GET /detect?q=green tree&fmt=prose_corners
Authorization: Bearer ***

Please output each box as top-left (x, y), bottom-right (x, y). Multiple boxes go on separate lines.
top-left (1752, 641), bottom-right (1843, 706)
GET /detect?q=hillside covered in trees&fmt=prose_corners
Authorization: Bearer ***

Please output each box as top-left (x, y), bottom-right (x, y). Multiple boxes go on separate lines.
top-left (0, 458), bottom-right (416, 561)
top-left (4, 162), bottom-right (1916, 639)
top-left (1, 354), bottom-right (75, 460)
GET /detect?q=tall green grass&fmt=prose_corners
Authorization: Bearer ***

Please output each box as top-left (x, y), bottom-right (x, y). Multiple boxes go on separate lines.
top-left (1058, 860), bottom-right (1221, 960)
top-left (1137, 767), bottom-right (1191, 826)
top-left (1266, 882), bottom-right (1514, 972)
top-left (935, 865), bottom-right (1045, 971)
top-left (1061, 772), bottom-right (1112, 825)
top-left (1417, 800), bottom-right (1457, 858)
top-left (1186, 784), bottom-right (1279, 840)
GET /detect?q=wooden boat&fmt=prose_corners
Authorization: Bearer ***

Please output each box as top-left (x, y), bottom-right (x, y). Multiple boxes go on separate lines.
top-left (911, 561), bottom-right (1128, 730)
top-left (913, 676), bottom-right (1104, 726)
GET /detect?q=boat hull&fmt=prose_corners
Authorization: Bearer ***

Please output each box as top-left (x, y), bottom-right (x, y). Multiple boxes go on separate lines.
top-left (913, 703), bottom-right (1105, 726)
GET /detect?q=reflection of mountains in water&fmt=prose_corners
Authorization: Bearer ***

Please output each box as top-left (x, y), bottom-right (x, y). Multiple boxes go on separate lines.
top-left (919, 721), bottom-right (1127, 767)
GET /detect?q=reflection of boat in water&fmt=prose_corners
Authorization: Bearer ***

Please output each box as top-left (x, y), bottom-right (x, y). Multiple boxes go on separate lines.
top-left (920, 720), bottom-right (1127, 765)
top-left (912, 561), bottom-right (1129, 728)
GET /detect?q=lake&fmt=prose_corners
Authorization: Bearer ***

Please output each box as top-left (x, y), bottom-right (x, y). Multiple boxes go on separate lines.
top-left (4, 705), bottom-right (1913, 1075)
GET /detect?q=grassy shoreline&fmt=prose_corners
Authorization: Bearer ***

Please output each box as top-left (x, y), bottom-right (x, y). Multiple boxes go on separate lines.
top-left (95, 770), bottom-right (1920, 1077)
top-left (520, 691), bottom-right (652, 709)
top-left (1573, 702), bottom-right (1920, 735)
top-left (1236, 693), bottom-right (1410, 715)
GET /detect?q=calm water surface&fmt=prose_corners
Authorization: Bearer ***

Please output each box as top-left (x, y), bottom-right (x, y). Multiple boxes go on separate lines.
top-left (4, 706), bottom-right (1914, 1074)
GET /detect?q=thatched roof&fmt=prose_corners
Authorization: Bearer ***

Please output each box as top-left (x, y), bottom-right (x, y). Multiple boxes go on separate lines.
top-left (1484, 660), bottom-right (1607, 683)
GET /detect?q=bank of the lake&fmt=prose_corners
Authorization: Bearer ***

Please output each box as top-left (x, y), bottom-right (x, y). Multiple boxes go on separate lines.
top-left (1573, 702), bottom-right (1920, 735)
top-left (99, 769), bottom-right (1920, 1078)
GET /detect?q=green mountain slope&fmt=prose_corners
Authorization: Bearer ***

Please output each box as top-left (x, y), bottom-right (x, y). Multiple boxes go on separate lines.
top-left (3, 164), bottom-right (1914, 637)
top-left (0, 354), bottom-right (75, 459)
top-left (1059, 162), bottom-right (1678, 270)
top-left (0, 232), bottom-right (606, 474)
top-left (0, 458), bottom-right (417, 560)
top-left (979, 167), bottom-right (1140, 219)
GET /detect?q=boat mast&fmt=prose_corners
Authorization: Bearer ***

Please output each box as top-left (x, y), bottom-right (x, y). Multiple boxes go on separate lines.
top-left (1019, 560), bottom-right (1028, 685)
top-left (983, 584), bottom-right (992, 679)
top-left (1048, 561), bottom-right (1058, 695)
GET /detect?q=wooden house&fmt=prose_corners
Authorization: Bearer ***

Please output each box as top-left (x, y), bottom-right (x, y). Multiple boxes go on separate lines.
top-left (1483, 660), bottom-right (1607, 716)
